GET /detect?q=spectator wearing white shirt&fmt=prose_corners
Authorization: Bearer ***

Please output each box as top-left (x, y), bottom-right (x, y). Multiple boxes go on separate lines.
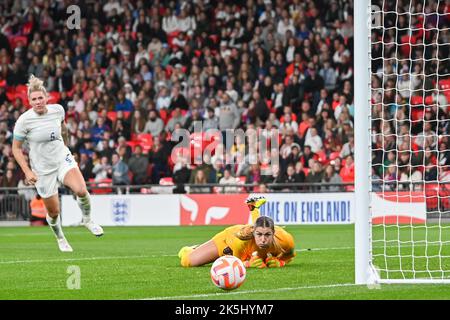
top-left (280, 135), bottom-right (297, 160)
top-left (175, 7), bottom-right (197, 35)
top-left (334, 95), bottom-right (349, 121)
top-left (312, 18), bottom-right (329, 39)
top-left (172, 32), bottom-right (188, 48)
top-left (304, 127), bottom-right (323, 153)
top-left (279, 113), bottom-right (298, 136)
top-left (162, 8), bottom-right (178, 34)
top-left (410, 63), bottom-right (423, 90)
top-left (315, 89), bottom-right (330, 116)
top-left (215, 2), bottom-right (230, 21)
top-left (432, 87), bottom-right (449, 112)
top-left (277, 10), bottom-right (295, 38)
top-left (103, 0), bottom-right (124, 17)
top-left (272, 83), bottom-right (288, 117)
top-left (340, 135), bottom-right (354, 159)
top-left (333, 43), bottom-right (351, 65)
top-left (225, 80), bottom-right (238, 103)
top-left (219, 169), bottom-right (240, 193)
top-left (397, 70), bottom-right (413, 99)
top-left (285, 36), bottom-right (296, 63)
top-left (155, 84), bottom-right (171, 110)
top-left (259, 2), bottom-right (276, 24)
top-left (134, 42), bottom-right (149, 68)
top-left (92, 156), bottom-right (112, 182)
top-left (72, 93), bottom-right (85, 114)
top-left (124, 83), bottom-right (137, 104)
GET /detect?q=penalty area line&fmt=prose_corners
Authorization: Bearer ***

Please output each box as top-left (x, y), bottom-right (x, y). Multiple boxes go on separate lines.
top-left (140, 283), bottom-right (359, 300)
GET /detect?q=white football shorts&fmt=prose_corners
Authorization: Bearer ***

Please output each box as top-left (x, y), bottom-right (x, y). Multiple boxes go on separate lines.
top-left (35, 152), bottom-right (78, 198)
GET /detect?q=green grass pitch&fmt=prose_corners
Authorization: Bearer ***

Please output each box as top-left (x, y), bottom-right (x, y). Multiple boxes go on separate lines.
top-left (1, 225), bottom-right (450, 300)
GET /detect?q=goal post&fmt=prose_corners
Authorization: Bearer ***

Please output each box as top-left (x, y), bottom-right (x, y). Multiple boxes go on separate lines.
top-left (354, 0), bottom-right (373, 285)
top-left (355, 0), bottom-right (450, 285)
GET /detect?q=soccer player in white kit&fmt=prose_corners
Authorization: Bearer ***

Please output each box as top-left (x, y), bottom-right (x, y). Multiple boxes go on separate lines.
top-left (12, 75), bottom-right (104, 252)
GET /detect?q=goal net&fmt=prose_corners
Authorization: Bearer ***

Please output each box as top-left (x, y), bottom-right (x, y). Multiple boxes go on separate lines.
top-left (356, 0), bottom-right (450, 284)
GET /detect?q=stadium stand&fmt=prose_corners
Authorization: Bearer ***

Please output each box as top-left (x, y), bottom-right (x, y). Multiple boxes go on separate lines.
top-left (0, 0), bottom-right (448, 216)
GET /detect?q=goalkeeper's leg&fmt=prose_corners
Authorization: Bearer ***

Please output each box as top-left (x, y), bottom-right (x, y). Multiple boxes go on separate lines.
top-left (179, 240), bottom-right (219, 267)
top-left (247, 197), bottom-right (267, 224)
top-left (250, 208), bottom-right (260, 224)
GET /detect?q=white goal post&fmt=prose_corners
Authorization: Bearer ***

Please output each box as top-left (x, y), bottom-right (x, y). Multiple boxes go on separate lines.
top-left (355, 0), bottom-right (450, 284)
top-left (354, 0), bottom-right (373, 285)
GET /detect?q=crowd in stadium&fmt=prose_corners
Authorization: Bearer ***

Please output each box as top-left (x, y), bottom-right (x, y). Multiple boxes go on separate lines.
top-left (370, 0), bottom-right (450, 192)
top-left (0, 0), bottom-right (448, 194)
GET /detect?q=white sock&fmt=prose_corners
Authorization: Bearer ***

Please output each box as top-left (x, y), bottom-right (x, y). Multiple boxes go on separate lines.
top-left (46, 214), bottom-right (65, 240)
top-left (77, 193), bottom-right (91, 223)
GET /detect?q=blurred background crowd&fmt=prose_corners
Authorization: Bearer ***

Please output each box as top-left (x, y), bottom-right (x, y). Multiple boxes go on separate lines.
top-left (0, 0), bottom-right (448, 195)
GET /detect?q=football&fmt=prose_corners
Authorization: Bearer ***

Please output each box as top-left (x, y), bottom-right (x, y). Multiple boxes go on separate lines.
top-left (210, 255), bottom-right (246, 290)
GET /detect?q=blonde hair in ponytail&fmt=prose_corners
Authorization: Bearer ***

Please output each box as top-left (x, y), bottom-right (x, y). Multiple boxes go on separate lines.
top-left (27, 74), bottom-right (48, 98)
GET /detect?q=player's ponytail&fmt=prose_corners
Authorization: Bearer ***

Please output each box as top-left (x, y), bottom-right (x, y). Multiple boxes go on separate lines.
top-left (235, 225), bottom-right (254, 240)
top-left (27, 74), bottom-right (48, 98)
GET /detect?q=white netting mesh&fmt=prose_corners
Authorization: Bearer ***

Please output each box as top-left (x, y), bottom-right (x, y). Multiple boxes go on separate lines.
top-left (370, 0), bottom-right (450, 280)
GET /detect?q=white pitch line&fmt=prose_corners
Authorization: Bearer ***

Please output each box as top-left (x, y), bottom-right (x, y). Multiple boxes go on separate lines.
top-left (0, 231), bottom-right (91, 237)
top-left (0, 249), bottom-right (345, 265)
top-left (1, 243), bottom-right (446, 265)
top-left (297, 246), bottom-right (353, 252)
top-left (0, 254), bottom-right (175, 265)
top-left (141, 283), bottom-right (359, 300)
top-left (297, 242), bottom-right (446, 253)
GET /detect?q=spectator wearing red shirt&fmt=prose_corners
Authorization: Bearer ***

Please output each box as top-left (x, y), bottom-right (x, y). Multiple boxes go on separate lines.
top-left (340, 154), bottom-right (355, 184)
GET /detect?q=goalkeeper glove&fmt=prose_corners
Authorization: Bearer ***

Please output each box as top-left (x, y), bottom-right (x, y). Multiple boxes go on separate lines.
top-left (265, 255), bottom-right (286, 268)
top-left (243, 254), bottom-right (266, 268)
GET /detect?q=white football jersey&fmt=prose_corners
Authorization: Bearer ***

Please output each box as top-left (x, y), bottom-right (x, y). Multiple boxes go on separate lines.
top-left (13, 104), bottom-right (72, 175)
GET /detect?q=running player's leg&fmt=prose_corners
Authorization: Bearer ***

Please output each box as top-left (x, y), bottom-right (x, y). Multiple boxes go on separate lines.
top-left (36, 172), bottom-right (72, 251)
top-left (179, 240), bottom-right (219, 267)
top-left (42, 194), bottom-right (72, 252)
top-left (63, 167), bottom-right (90, 221)
top-left (62, 167), bottom-right (103, 236)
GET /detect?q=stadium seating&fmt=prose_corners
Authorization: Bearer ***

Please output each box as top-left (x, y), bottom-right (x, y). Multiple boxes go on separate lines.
top-left (0, 0), bottom-right (448, 217)
top-left (425, 183), bottom-right (440, 211)
top-left (159, 177), bottom-right (174, 185)
top-left (9, 35), bottom-right (28, 50)
top-left (89, 178), bottom-right (113, 194)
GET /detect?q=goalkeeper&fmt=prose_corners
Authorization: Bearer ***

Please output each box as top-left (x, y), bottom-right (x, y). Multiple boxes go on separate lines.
top-left (178, 196), bottom-right (296, 268)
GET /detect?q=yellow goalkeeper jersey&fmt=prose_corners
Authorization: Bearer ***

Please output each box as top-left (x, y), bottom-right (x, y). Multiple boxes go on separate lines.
top-left (211, 224), bottom-right (296, 263)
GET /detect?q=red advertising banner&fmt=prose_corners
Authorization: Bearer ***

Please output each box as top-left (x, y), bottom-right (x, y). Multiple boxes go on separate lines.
top-left (180, 194), bottom-right (250, 225)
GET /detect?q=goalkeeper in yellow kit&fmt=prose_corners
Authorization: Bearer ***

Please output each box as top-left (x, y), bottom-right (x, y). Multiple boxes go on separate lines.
top-left (178, 196), bottom-right (296, 268)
